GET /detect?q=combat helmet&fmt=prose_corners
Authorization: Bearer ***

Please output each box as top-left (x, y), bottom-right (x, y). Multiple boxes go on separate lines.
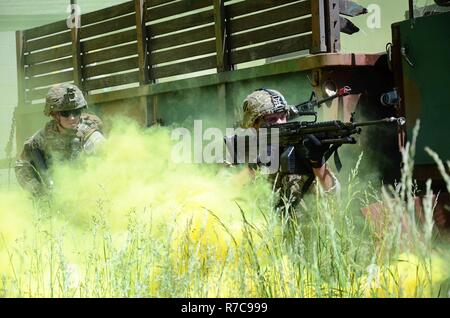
top-left (242, 88), bottom-right (289, 128)
top-left (44, 83), bottom-right (87, 116)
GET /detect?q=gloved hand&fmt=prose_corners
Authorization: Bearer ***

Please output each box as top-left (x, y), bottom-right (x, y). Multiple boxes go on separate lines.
top-left (303, 135), bottom-right (330, 168)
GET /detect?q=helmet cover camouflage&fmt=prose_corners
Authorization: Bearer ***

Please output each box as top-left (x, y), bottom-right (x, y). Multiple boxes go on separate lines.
top-left (242, 88), bottom-right (289, 128)
top-left (44, 83), bottom-right (87, 116)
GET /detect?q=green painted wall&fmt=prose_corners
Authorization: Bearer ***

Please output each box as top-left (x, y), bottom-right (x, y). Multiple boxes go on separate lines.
top-left (397, 12), bottom-right (450, 164)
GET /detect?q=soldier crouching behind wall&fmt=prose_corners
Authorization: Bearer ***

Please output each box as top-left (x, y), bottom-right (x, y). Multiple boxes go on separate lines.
top-left (240, 88), bottom-right (340, 216)
top-left (15, 83), bottom-right (106, 197)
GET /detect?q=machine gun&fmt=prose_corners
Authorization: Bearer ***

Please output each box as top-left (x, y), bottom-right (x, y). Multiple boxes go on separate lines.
top-left (259, 114), bottom-right (406, 174)
top-left (224, 86), bottom-right (405, 175)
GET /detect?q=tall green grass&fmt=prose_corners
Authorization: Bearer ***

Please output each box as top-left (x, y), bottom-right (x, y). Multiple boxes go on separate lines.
top-left (1, 122), bottom-right (449, 298)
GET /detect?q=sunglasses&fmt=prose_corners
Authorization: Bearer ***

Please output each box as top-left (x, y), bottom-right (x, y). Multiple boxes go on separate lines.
top-left (59, 108), bottom-right (82, 118)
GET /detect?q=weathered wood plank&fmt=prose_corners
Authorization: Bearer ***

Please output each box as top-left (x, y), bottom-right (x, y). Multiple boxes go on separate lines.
top-left (26, 44), bottom-right (72, 65)
top-left (230, 33), bottom-right (312, 65)
top-left (228, 1), bottom-right (311, 34)
top-left (24, 19), bottom-right (68, 41)
top-left (135, 0), bottom-right (150, 84)
top-left (214, 0), bottom-right (230, 72)
top-left (150, 24), bottom-right (215, 50)
top-left (26, 57), bottom-right (73, 77)
top-left (226, 0), bottom-right (303, 17)
top-left (151, 40), bottom-right (216, 64)
top-left (82, 29), bottom-right (136, 52)
top-left (80, 14), bottom-right (135, 39)
top-left (16, 31), bottom-right (27, 106)
top-left (146, 0), bottom-right (212, 22)
top-left (26, 86), bottom-right (53, 101)
top-left (27, 70), bottom-right (74, 89)
top-left (311, 0), bottom-right (327, 53)
top-left (230, 17), bottom-right (311, 49)
top-left (82, 1), bottom-right (135, 26)
top-left (84, 57), bottom-right (139, 78)
top-left (147, 0), bottom-right (177, 8)
top-left (150, 9), bottom-right (214, 36)
top-left (136, 0), bottom-right (150, 127)
top-left (83, 43), bottom-right (138, 65)
top-left (84, 71), bottom-right (140, 91)
top-left (26, 31), bottom-right (71, 52)
top-left (325, 0), bottom-right (340, 52)
top-left (152, 55), bottom-right (216, 79)
top-left (71, 25), bottom-right (83, 88)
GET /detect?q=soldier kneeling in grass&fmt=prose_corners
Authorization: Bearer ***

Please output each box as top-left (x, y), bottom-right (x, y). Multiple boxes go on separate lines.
top-left (15, 83), bottom-right (105, 197)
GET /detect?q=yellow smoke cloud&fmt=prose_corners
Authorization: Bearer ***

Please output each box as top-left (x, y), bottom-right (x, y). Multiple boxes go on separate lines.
top-left (0, 118), bottom-right (273, 296)
top-left (1, 118), bottom-right (448, 297)
top-left (363, 252), bottom-right (448, 297)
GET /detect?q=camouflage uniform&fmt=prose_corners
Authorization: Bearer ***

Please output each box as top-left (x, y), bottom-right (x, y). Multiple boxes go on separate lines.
top-left (15, 83), bottom-right (105, 196)
top-left (242, 88), bottom-right (339, 211)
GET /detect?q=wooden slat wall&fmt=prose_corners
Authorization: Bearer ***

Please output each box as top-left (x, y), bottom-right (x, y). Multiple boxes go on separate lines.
top-left (81, 1), bottom-right (138, 92)
top-left (145, 0), bottom-right (216, 80)
top-left (227, 0), bottom-right (313, 66)
top-left (18, 0), bottom-right (327, 105)
top-left (23, 22), bottom-right (74, 104)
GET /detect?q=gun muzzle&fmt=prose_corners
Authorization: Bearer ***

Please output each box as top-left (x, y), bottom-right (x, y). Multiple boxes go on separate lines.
top-left (388, 117), bottom-right (406, 126)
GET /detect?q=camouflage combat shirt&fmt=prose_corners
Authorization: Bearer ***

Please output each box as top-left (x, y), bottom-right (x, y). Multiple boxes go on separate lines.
top-left (15, 113), bottom-right (105, 196)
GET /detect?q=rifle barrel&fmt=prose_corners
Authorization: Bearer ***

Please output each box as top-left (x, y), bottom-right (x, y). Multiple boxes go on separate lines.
top-left (354, 117), bottom-right (405, 127)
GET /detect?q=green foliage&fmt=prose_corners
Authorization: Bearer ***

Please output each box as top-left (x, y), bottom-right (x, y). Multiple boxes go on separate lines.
top-left (0, 121), bottom-right (449, 297)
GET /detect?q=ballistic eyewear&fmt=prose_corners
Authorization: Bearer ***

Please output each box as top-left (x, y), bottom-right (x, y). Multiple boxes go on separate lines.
top-left (60, 108), bottom-right (82, 118)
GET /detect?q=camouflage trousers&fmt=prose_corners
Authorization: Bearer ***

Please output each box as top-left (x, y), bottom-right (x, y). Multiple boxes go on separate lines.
top-left (272, 173), bottom-right (315, 216)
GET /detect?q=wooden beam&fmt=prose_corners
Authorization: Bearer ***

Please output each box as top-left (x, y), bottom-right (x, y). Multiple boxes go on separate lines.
top-left (213, 0), bottom-right (230, 129)
top-left (71, 20), bottom-right (83, 89)
top-left (230, 34), bottom-right (312, 65)
top-left (80, 14), bottom-right (135, 40)
top-left (27, 70), bottom-right (74, 89)
top-left (152, 55), bottom-right (216, 79)
top-left (151, 39), bottom-right (216, 65)
top-left (135, 0), bottom-right (150, 127)
top-left (147, 0), bottom-right (176, 8)
top-left (26, 31), bottom-right (71, 52)
top-left (325, 0), bottom-right (341, 52)
top-left (16, 31), bottom-right (27, 106)
top-left (83, 43), bottom-right (137, 65)
top-left (84, 71), bottom-right (140, 91)
top-left (230, 18), bottom-right (312, 49)
top-left (213, 0), bottom-right (230, 72)
top-left (135, 0), bottom-right (149, 84)
top-left (150, 24), bottom-right (214, 51)
top-left (146, 0), bottom-right (212, 22)
top-left (228, 1), bottom-right (311, 34)
top-left (84, 57), bottom-right (139, 79)
top-left (226, 0), bottom-right (300, 17)
top-left (82, 29), bottom-right (137, 52)
top-left (150, 9), bottom-right (214, 37)
top-left (81, 1), bottom-right (135, 26)
top-left (311, 0), bottom-right (327, 53)
top-left (26, 57), bottom-right (73, 77)
top-left (26, 44), bottom-right (72, 65)
top-left (24, 20), bottom-right (68, 41)
top-left (27, 86), bottom-right (54, 101)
